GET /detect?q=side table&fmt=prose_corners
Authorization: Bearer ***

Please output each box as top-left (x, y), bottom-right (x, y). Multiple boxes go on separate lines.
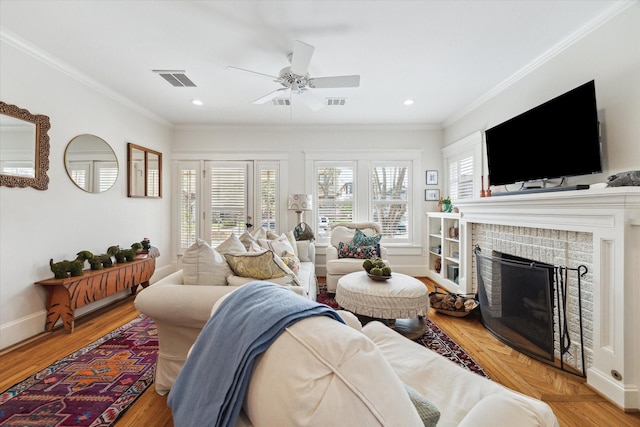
top-left (36, 257), bottom-right (156, 332)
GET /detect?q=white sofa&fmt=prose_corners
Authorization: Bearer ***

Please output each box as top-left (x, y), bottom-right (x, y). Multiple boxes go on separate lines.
top-left (325, 222), bottom-right (389, 293)
top-left (170, 295), bottom-right (559, 427)
top-left (134, 240), bottom-right (316, 394)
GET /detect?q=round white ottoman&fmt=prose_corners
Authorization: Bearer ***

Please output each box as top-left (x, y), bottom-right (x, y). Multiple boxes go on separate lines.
top-left (335, 271), bottom-right (429, 339)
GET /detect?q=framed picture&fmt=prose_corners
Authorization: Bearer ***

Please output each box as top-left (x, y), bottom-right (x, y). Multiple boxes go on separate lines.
top-left (425, 189), bottom-right (440, 201)
top-left (426, 170), bottom-right (438, 185)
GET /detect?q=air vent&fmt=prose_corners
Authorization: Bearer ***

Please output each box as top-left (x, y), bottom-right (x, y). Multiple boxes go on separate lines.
top-left (326, 98), bottom-right (347, 106)
top-left (271, 98), bottom-right (291, 106)
top-left (153, 70), bottom-right (197, 87)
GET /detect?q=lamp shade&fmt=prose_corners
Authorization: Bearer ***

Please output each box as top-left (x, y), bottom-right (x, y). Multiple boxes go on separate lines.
top-left (288, 194), bottom-right (312, 211)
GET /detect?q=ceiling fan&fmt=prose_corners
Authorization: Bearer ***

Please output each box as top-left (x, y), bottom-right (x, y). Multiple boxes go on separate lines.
top-left (228, 40), bottom-right (360, 111)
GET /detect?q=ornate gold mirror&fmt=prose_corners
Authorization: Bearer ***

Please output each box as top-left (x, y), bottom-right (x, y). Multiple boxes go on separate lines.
top-left (64, 134), bottom-right (118, 193)
top-left (127, 143), bottom-right (162, 198)
top-left (0, 101), bottom-right (50, 190)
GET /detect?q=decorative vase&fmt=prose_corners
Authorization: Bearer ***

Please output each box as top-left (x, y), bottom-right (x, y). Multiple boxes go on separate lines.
top-left (442, 202), bottom-right (452, 213)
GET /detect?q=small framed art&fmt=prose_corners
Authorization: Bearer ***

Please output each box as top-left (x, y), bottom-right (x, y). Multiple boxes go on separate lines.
top-left (425, 189), bottom-right (440, 201)
top-left (426, 170), bottom-right (438, 185)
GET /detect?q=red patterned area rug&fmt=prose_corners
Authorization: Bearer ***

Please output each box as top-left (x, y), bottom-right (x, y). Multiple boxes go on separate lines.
top-left (0, 315), bottom-right (158, 426)
top-left (317, 285), bottom-right (490, 379)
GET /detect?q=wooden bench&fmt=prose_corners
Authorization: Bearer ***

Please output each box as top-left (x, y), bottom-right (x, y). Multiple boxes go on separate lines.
top-left (36, 257), bottom-right (156, 332)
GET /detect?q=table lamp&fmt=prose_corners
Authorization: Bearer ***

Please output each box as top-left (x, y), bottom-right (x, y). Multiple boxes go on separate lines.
top-left (288, 194), bottom-right (312, 224)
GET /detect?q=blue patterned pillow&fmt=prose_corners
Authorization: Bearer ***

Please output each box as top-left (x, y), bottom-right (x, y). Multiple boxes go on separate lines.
top-left (352, 228), bottom-right (382, 246)
top-left (337, 242), bottom-right (380, 259)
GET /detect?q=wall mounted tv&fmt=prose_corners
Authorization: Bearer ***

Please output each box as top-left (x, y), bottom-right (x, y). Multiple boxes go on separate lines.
top-left (485, 80), bottom-right (601, 187)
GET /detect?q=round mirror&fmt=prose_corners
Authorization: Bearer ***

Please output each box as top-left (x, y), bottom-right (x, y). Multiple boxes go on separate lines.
top-left (64, 134), bottom-right (118, 193)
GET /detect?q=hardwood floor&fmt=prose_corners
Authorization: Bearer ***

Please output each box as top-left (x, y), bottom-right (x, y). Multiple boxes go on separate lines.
top-left (1, 281), bottom-right (639, 427)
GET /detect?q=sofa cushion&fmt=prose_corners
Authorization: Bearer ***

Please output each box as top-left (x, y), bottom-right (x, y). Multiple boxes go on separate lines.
top-left (215, 233), bottom-right (247, 255)
top-left (327, 257), bottom-right (374, 275)
top-left (337, 242), bottom-right (381, 259)
top-left (224, 251), bottom-right (300, 285)
top-left (182, 239), bottom-right (231, 286)
top-left (243, 316), bottom-right (423, 426)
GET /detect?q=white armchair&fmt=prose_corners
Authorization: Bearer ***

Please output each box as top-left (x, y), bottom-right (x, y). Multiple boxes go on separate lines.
top-left (325, 222), bottom-right (388, 293)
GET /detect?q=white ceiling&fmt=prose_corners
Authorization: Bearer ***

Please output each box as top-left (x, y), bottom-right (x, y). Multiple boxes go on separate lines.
top-left (0, 1), bottom-right (628, 127)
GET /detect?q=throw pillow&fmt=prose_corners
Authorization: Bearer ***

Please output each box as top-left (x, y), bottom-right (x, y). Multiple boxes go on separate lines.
top-left (252, 226), bottom-right (268, 240)
top-left (284, 230), bottom-right (299, 257)
top-left (337, 242), bottom-right (381, 259)
top-left (279, 252), bottom-right (300, 275)
top-left (249, 241), bottom-right (267, 253)
top-left (352, 228), bottom-right (382, 246)
top-left (224, 251), bottom-right (300, 286)
top-left (402, 383), bottom-right (441, 427)
top-left (239, 231), bottom-right (258, 251)
top-left (182, 239), bottom-right (231, 286)
top-left (215, 233), bottom-right (247, 255)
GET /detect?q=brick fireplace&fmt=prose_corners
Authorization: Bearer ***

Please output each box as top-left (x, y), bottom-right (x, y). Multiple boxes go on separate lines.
top-left (473, 224), bottom-right (592, 374)
top-left (454, 187), bottom-right (640, 410)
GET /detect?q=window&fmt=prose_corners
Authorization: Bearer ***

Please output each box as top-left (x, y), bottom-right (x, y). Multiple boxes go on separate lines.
top-left (442, 131), bottom-right (483, 201)
top-left (176, 160), bottom-right (279, 252)
top-left (258, 164), bottom-right (278, 232)
top-left (310, 153), bottom-right (418, 244)
top-left (371, 163), bottom-right (409, 239)
top-left (208, 163), bottom-right (248, 246)
top-left (448, 155), bottom-right (474, 200)
top-left (315, 162), bottom-right (354, 238)
top-left (179, 163), bottom-right (198, 250)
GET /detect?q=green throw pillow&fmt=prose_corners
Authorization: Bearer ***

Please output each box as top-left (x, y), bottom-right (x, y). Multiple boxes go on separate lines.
top-left (402, 383), bottom-right (440, 427)
top-left (352, 228), bottom-right (382, 246)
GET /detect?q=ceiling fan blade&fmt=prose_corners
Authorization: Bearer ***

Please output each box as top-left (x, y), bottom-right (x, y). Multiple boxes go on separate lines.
top-left (252, 88), bottom-right (289, 104)
top-left (299, 89), bottom-right (325, 111)
top-left (290, 40), bottom-right (315, 76)
top-left (308, 75), bottom-right (361, 88)
top-left (227, 65), bottom-right (279, 80)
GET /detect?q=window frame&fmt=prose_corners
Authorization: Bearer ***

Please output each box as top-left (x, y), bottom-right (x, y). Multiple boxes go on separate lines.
top-left (441, 131), bottom-right (483, 202)
top-left (305, 150), bottom-right (421, 246)
top-left (174, 157), bottom-right (284, 254)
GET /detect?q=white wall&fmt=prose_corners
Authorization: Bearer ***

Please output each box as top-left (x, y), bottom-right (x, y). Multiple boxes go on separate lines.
top-left (444, 3), bottom-right (640, 184)
top-left (171, 125), bottom-right (444, 275)
top-left (0, 39), bottom-right (173, 349)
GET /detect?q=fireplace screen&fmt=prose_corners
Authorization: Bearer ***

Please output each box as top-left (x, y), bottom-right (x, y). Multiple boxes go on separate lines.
top-left (474, 247), bottom-right (586, 376)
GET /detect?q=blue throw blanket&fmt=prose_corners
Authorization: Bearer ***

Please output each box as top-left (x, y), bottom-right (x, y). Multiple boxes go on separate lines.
top-left (167, 281), bottom-right (345, 427)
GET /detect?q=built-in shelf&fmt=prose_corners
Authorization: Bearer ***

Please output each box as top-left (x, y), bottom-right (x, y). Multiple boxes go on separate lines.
top-left (426, 212), bottom-right (462, 292)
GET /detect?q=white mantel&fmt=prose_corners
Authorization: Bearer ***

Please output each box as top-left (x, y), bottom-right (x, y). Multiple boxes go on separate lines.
top-left (454, 187), bottom-right (640, 410)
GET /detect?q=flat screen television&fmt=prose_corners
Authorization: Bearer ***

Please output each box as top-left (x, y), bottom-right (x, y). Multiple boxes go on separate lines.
top-left (485, 80), bottom-right (601, 187)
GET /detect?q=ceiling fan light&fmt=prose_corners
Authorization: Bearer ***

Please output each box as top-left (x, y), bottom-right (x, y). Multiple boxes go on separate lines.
top-left (191, 99), bottom-right (203, 106)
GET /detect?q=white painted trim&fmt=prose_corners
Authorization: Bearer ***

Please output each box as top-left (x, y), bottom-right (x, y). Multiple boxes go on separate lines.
top-left (0, 28), bottom-right (171, 127)
top-left (174, 124), bottom-right (442, 132)
top-left (171, 151), bottom-right (288, 161)
top-left (443, 0), bottom-right (636, 127)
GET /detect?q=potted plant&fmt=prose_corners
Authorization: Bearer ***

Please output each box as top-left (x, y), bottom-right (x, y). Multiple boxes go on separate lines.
top-left (440, 196), bottom-right (452, 213)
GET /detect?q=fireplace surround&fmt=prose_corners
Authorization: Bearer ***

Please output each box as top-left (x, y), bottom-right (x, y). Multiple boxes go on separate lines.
top-left (453, 187), bottom-right (640, 410)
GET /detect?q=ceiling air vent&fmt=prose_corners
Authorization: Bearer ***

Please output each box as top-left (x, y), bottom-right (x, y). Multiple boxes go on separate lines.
top-left (326, 98), bottom-right (347, 106)
top-left (271, 98), bottom-right (291, 106)
top-left (152, 70), bottom-right (196, 87)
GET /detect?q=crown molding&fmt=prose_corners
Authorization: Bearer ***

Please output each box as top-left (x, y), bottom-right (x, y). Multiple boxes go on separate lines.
top-left (173, 123), bottom-right (442, 132)
top-left (0, 27), bottom-right (171, 127)
top-left (443, 0), bottom-right (636, 128)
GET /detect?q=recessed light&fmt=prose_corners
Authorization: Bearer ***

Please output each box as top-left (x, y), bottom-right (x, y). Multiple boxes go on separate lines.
top-left (403, 99), bottom-right (415, 106)
top-left (191, 99), bottom-right (203, 106)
